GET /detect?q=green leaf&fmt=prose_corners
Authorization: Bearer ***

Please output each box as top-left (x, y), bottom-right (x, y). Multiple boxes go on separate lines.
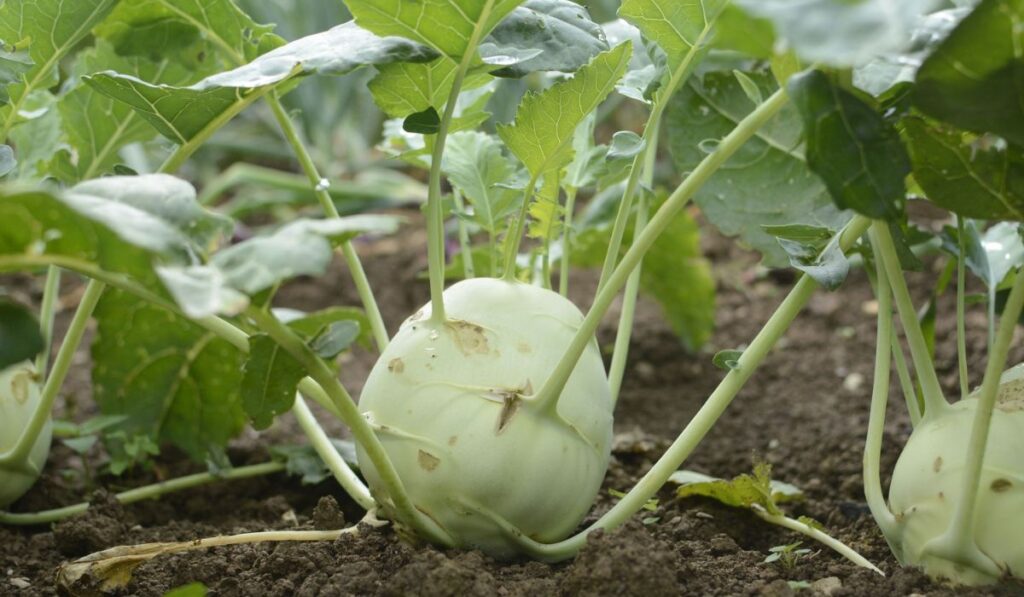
top-left (712, 349), bottom-right (743, 371)
top-left (619, 0), bottom-right (725, 70)
top-left (49, 40), bottom-right (206, 183)
top-left (159, 216), bottom-right (400, 317)
top-left (667, 69), bottom-right (847, 266)
top-left (67, 175), bottom-right (233, 254)
top-left (0, 179), bottom-right (210, 284)
top-left (602, 19), bottom-right (662, 103)
top-left (163, 583), bottom-right (208, 597)
top-left (0, 39), bottom-right (32, 106)
top-left (442, 131), bottom-right (519, 234)
top-left (0, 0), bottom-right (116, 130)
top-left (403, 107), bottom-right (442, 134)
top-left (669, 463), bottom-right (803, 516)
top-left (6, 91), bottom-right (61, 179)
top-left (276, 306), bottom-right (373, 349)
top-left (942, 221), bottom-right (1024, 290)
top-left (92, 289), bottom-right (246, 463)
top-left (346, 0), bottom-right (525, 59)
top-left (733, 0), bottom-right (942, 67)
top-left (607, 131), bottom-right (646, 160)
top-left (241, 334), bottom-right (304, 430)
top-left (484, 0), bottom-right (609, 78)
top-left (196, 21), bottom-right (438, 91)
top-left (270, 439), bottom-right (359, 485)
top-left (903, 117), bottom-right (1024, 221)
top-left (498, 43), bottom-right (632, 178)
top-left (0, 298), bottom-right (43, 369)
top-left (775, 234), bottom-right (850, 290)
top-left (913, 0), bottom-right (1024, 146)
top-left (788, 70), bottom-right (909, 221)
top-left (95, 0), bottom-right (276, 64)
top-left (527, 170), bottom-right (563, 241)
top-left (84, 73), bottom-right (255, 146)
top-left (310, 321), bottom-right (361, 359)
top-left (564, 113), bottom-right (610, 189)
top-left (712, 6), bottom-right (774, 59)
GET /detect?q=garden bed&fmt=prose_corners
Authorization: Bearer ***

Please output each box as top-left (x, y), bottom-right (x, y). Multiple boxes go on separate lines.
top-left (3, 226), bottom-right (1021, 596)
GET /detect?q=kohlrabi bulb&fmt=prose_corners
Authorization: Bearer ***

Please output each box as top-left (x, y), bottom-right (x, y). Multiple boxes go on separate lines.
top-left (356, 278), bottom-right (613, 558)
top-left (886, 364), bottom-right (1024, 585)
top-left (0, 361), bottom-right (52, 508)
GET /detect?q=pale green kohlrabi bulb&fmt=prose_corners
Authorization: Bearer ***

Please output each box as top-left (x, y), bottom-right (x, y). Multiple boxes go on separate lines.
top-left (355, 278), bottom-right (613, 558)
top-left (0, 361), bottom-right (52, 508)
top-left (886, 364), bottom-right (1024, 585)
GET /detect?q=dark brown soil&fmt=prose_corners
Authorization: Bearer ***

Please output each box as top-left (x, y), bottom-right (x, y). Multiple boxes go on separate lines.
top-left (3, 221), bottom-right (1024, 596)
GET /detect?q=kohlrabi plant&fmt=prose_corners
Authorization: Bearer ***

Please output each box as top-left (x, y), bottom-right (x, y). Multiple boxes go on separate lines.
top-left (3, 0), bottom-right (1017, 591)
top-left (723, 0), bottom-right (1024, 586)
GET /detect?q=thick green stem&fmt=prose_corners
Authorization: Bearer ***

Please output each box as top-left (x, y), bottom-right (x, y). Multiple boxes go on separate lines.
top-left (0, 280), bottom-right (104, 467)
top-left (608, 191), bottom-right (648, 405)
top-left (532, 87), bottom-right (792, 410)
top-left (507, 216), bottom-right (872, 561)
top-left (608, 123), bottom-right (659, 405)
top-left (755, 509), bottom-right (883, 575)
top-left (425, 0), bottom-right (497, 322)
top-left (541, 174), bottom-right (563, 290)
top-left (559, 187), bottom-right (578, 297)
top-left (863, 233), bottom-right (898, 537)
top-left (291, 395), bottom-right (374, 511)
top-left (924, 266), bottom-right (1024, 574)
top-left (35, 266), bottom-right (61, 374)
top-left (0, 461), bottom-right (284, 525)
top-left (246, 308), bottom-right (452, 547)
top-left (267, 93), bottom-right (389, 351)
top-left (956, 216), bottom-right (969, 399)
top-left (594, 16), bottom-right (716, 294)
top-left (891, 329), bottom-right (922, 426)
top-left (451, 189), bottom-right (475, 279)
top-left (872, 223), bottom-right (949, 420)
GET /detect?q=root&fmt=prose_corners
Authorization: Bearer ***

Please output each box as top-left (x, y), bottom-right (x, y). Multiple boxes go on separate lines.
top-left (56, 511), bottom-right (387, 593)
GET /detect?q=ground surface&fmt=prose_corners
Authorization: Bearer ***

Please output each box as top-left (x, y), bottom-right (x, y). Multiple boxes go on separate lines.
top-left (2, 218), bottom-right (1023, 596)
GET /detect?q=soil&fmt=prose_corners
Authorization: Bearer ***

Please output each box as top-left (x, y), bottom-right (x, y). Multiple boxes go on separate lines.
top-left (3, 218), bottom-right (1024, 597)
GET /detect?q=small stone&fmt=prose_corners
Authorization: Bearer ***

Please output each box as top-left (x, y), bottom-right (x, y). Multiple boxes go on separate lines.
top-left (811, 576), bottom-right (842, 595)
top-left (9, 578), bottom-right (30, 589)
top-left (843, 372), bottom-right (866, 392)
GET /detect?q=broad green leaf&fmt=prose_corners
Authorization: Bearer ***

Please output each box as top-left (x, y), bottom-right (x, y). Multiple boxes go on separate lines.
top-left (0, 0), bottom-right (116, 130)
top-left (370, 57), bottom-right (491, 119)
top-left (733, 0), bottom-right (941, 67)
top-left (913, 0), bottom-right (1024, 146)
top-left (775, 234), bottom-right (850, 290)
top-left (95, 0), bottom-right (276, 64)
top-left (712, 6), bottom-right (774, 59)
top-left (484, 0), bottom-right (609, 77)
top-left (941, 221), bottom-right (1024, 293)
top-left (66, 174), bottom-right (233, 255)
top-left (6, 91), bottom-right (61, 179)
top-left (92, 289), bottom-right (246, 463)
top-left (788, 70), bottom-right (909, 221)
top-left (498, 43), bottom-right (632, 177)
top-left (49, 40), bottom-right (207, 183)
top-left (196, 22), bottom-right (438, 91)
top-left (619, 0), bottom-right (725, 69)
top-left (0, 298), bottom-right (43, 369)
top-left (441, 131), bottom-right (519, 234)
top-left (0, 39), bottom-right (31, 106)
top-left (853, 8), bottom-right (967, 97)
top-left (667, 69), bottom-right (847, 266)
top-left (602, 19), bottom-right (662, 103)
top-left (574, 197), bottom-right (715, 350)
top-left (84, 73), bottom-right (253, 146)
top-left (346, 0), bottom-right (525, 59)
top-left (241, 334), bottom-right (304, 430)
top-left (608, 131), bottom-right (646, 160)
top-left (903, 117), bottom-right (1024, 221)
top-left (159, 216), bottom-right (401, 317)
